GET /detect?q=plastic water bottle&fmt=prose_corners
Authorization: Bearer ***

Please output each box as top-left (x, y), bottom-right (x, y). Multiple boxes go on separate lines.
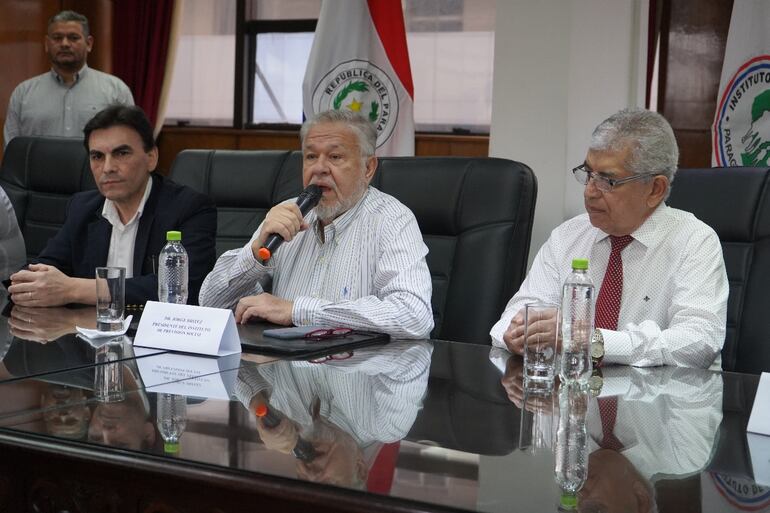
top-left (157, 393), bottom-right (187, 454)
top-left (158, 230), bottom-right (188, 304)
top-left (554, 383), bottom-right (589, 499)
top-left (559, 258), bottom-right (594, 384)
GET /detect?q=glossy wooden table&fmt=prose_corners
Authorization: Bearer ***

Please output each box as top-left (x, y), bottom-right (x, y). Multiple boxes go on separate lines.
top-left (0, 305), bottom-right (765, 513)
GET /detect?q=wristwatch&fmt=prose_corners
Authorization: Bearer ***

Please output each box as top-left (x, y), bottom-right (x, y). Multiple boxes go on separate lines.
top-left (588, 368), bottom-right (604, 397)
top-left (590, 328), bottom-right (605, 368)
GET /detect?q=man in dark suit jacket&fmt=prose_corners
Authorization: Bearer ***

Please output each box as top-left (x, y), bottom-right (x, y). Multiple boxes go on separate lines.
top-left (8, 105), bottom-right (216, 306)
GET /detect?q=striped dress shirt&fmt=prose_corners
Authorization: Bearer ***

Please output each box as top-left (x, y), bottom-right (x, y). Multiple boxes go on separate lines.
top-left (234, 340), bottom-right (433, 446)
top-left (199, 187), bottom-right (434, 339)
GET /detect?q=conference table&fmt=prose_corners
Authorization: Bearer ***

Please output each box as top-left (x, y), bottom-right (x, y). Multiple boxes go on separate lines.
top-left (0, 293), bottom-right (766, 513)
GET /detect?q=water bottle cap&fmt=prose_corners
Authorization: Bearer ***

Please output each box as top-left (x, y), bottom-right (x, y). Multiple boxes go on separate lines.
top-left (560, 492), bottom-right (578, 509)
top-left (164, 441), bottom-right (180, 453)
top-left (571, 258), bottom-right (589, 270)
top-left (166, 231), bottom-right (182, 241)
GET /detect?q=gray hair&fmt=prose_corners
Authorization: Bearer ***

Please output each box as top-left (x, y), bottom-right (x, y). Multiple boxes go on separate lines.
top-left (49, 10), bottom-right (90, 38)
top-left (300, 110), bottom-right (377, 160)
top-left (590, 108), bottom-right (679, 198)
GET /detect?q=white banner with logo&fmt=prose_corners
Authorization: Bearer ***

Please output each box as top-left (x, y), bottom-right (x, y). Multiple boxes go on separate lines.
top-left (302, 0), bottom-right (415, 156)
top-left (712, 0), bottom-right (770, 167)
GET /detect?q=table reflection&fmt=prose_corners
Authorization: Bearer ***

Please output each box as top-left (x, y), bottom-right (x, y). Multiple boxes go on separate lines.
top-left (235, 340), bottom-right (432, 490)
top-left (0, 338), bottom-right (158, 450)
top-left (8, 304), bottom-right (95, 342)
top-left (503, 353), bottom-right (723, 513)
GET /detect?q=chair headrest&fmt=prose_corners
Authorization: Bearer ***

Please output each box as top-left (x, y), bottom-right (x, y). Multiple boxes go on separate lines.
top-left (1, 136), bottom-right (94, 193)
top-left (373, 157), bottom-right (535, 236)
top-left (667, 167), bottom-right (770, 241)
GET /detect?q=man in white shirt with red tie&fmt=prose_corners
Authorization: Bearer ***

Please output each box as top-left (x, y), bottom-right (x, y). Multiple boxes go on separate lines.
top-left (490, 108), bottom-right (728, 369)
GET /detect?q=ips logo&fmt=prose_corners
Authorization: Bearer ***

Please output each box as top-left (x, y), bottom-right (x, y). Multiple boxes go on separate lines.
top-left (713, 55), bottom-right (770, 167)
top-left (710, 472), bottom-right (770, 511)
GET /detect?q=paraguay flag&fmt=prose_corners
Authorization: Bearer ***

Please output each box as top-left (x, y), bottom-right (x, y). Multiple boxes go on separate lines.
top-left (302, 0), bottom-right (415, 156)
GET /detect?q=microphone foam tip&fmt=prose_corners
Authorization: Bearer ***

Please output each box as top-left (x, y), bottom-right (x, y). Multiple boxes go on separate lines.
top-left (257, 247), bottom-right (271, 261)
top-left (254, 403), bottom-right (268, 417)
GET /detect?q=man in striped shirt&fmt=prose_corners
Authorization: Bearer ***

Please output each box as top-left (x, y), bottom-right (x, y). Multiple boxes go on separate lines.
top-left (199, 110), bottom-right (433, 339)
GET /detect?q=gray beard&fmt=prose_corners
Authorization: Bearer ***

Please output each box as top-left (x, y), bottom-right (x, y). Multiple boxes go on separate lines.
top-left (315, 183), bottom-right (369, 223)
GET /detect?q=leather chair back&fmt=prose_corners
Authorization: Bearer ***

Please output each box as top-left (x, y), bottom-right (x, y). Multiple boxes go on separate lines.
top-left (667, 167), bottom-right (770, 374)
top-left (0, 137), bottom-right (96, 259)
top-left (372, 157), bottom-right (537, 343)
top-left (170, 150), bottom-right (537, 344)
top-left (169, 150), bottom-right (303, 257)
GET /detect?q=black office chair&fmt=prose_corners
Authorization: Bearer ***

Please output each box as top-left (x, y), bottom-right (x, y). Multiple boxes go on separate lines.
top-left (169, 150), bottom-right (302, 257)
top-left (0, 136), bottom-right (95, 260)
top-left (372, 157), bottom-right (537, 344)
top-left (170, 150), bottom-right (537, 344)
top-left (667, 167), bottom-right (770, 374)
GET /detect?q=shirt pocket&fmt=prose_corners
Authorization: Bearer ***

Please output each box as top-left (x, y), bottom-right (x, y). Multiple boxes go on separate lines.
top-left (76, 103), bottom-right (105, 128)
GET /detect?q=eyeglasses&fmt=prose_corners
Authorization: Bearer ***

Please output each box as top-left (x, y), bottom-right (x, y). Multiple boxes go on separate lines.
top-left (304, 327), bottom-right (353, 341)
top-left (572, 164), bottom-right (660, 192)
top-left (309, 351), bottom-right (354, 364)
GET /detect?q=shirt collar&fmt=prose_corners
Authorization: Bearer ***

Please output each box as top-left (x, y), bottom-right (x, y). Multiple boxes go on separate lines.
top-left (592, 202), bottom-right (669, 249)
top-left (312, 187), bottom-right (371, 243)
top-left (50, 63), bottom-right (89, 84)
top-left (101, 177), bottom-right (153, 228)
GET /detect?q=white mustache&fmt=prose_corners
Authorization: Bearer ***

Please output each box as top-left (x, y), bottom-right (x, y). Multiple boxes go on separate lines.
top-left (310, 180), bottom-right (337, 191)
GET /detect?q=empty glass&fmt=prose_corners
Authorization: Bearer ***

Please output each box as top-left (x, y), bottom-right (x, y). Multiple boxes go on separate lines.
top-left (95, 267), bottom-right (125, 332)
top-left (524, 302), bottom-right (560, 392)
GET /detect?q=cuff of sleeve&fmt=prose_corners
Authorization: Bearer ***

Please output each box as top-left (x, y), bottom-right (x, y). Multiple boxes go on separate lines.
top-left (601, 329), bottom-right (633, 365)
top-left (292, 296), bottom-right (331, 325)
top-left (234, 364), bottom-right (271, 408)
top-left (489, 314), bottom-right (511, 349)
top-left (235, 244), bottom-right (274, 279)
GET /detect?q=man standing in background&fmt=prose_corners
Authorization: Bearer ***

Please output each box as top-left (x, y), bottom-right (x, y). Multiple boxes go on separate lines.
top-left (3, 10), bottom-right (133, 147)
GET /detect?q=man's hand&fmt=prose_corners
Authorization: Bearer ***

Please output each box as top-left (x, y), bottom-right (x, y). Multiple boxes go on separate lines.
top-left (8, 305), bottom-right (95, 343)
top-left (8, 264), bottom-right (76, 307)
top-left (254, 412), bottom-right (299, 454)
top-left (503, 309), bottom-right (526, 354)
top-left (235, 293), bottom-right (293, 325)
top-left (503, 307), bottom-right (561, 355)
top-left (251, 203), bottom-right (308, 260)
top-left (500, 355), bottom-right (526, 407)
top-left (500, 356), bottom-right (556, 413)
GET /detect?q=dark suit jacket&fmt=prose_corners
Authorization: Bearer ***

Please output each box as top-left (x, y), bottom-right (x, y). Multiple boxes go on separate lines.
top-left (36, 173), bottom-right (217, 305)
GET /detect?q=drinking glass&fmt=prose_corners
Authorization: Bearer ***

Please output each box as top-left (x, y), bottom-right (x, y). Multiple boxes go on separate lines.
top-left (523, 302), bottom-right (560, 392)
top-left (95, 267), bottom-right (125, 332)
top-left (94, 339), bottom-right (125, 403)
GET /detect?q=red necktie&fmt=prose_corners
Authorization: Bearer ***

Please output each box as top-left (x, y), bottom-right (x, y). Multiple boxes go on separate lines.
top-left (366, 442), bottom-right (400, 493)
top-left (597, 396), bottom-right (623, 450)
top-left (595, 235), bottom-right (633, 330)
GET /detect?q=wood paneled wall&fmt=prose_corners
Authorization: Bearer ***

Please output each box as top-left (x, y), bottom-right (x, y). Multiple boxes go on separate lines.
top-left (156, 128), bottom-right (490, 174)
top-left (657, 0), bottom-right (733, 168)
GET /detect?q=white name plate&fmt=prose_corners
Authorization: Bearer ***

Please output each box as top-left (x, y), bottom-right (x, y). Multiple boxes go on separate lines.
top-left (748, 372), bottom-right (770, 436)
top-left (747, 372), bottom-right (770, 486)
top-left (134, 301), bottom-right (241, 356)
top-left (747, 433), bottom-right (770, 487)
top-left (134, 347), bottom-right (240, 400)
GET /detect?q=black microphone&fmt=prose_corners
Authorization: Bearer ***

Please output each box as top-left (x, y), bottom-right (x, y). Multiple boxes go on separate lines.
top-left (258, 184), bottom-right (322, 261)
